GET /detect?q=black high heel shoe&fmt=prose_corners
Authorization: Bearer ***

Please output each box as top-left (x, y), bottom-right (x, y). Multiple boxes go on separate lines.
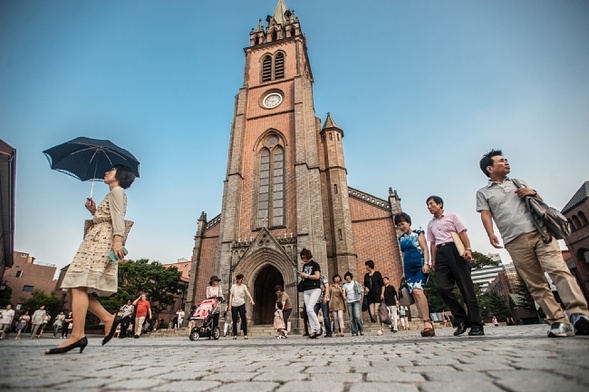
top-left (45, 337), bottom-right (88, 355)
top-left (102, 315), bottom-right (122, 346)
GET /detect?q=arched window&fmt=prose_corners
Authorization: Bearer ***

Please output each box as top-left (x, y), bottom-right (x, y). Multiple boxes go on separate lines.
top-left (262, 55), bottom-right (272, 82)
top-left (573, 215), bottom-right (581, 231)
top-left (579, 211), bottom-right (588, 226)
top-left (261, 52), bottom-right (286, 83)
top-left (257, 136), bottom-right (285, 228)
top-left (274, 52), bottom-right (285, 79)
top-left (568, 218), bottom-right (576, 231)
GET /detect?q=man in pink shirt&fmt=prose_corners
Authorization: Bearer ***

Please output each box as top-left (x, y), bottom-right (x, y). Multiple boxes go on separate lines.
top-left (426, 195), bottom-right (484, 336)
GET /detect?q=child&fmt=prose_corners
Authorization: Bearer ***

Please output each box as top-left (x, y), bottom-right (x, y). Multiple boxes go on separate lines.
top-left (274, 301), bottom-right (287, 339)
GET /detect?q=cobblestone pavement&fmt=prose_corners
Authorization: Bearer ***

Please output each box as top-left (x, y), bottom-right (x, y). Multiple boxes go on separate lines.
top-left (0, 324), bottom-right (588, 391)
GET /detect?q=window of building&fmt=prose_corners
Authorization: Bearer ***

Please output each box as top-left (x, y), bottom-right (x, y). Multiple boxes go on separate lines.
top-left (22, 285), bottom-right (34, 292)
top-left (334, 184), bottom-right (338, 194)
top-left (573, 215), bottom-right (581, 231)
top-left (338, 229), bottom-right (343, 240)
top-left (275, 52), bottom-right (285, 79)
top-left (16, 270), bottom-right (24, 278)
top-left (262, 55), bottom-right (272, 82)
top-left (579, 211), bottom-right (588, 226)
top-left (257, 135), bottom-right (285, 228)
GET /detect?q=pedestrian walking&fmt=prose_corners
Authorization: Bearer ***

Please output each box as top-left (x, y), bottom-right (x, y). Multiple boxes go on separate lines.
top-left (274, 301), bottom-right (286, 339)
top-left (31, 305), bottom-right (47, 339)
top-left (477, 149), bottom-right (589, 337)
top-left (426, 195), bottom-right (484, 336)
top-left (298, 248), bottom-right (323, 339)
top-left (46, 165), bottom-right (135, 354)
top-left (395, 212), bottom-right (435, 337)
top-left (52, 311), bottom-right (65, 338)
top-left (206, 275), bottom-right (224, 330)
top-left (0, 304), bottom-right (15, 340)
top-left (383, 277), bottom-right (399, 333)
top-left (275, 285), bottom-right (292, 335)
top-left (342, 271), bottom-right (364, 336)
top-left (133, 294), bottom-right (152, 338)
top-left (363, 260), bottom-right (385, 335)
top-left (119, 300), bottom-right (134, 338)
top-left (228, 273), bottom-right (255, 340)
top-left (329, 274), bottom-right (346, 337)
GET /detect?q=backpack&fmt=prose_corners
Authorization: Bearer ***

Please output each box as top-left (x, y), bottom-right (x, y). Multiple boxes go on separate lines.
top-left (512, 179), bottom-right (571, 243)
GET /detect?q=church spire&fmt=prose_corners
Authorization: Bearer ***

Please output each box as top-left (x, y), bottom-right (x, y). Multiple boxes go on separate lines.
top-left (272, 0), bottom-right (289, 26)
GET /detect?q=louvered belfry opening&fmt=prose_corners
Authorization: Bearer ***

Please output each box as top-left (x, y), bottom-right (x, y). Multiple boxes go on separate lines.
top-left (262, 55), bottom-right (272, 82)
top-left (274, 52), bottom-right (285, 79)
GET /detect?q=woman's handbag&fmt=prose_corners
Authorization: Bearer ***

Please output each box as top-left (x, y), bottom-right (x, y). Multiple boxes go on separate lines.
top-left (398, 284), bottom-right (415, 307)
top-left (84, 219), bottom-right (134, 245)
top-left (379, 302), bottom-right (392, 325)
top-left (297, 279), bottom-right (305, 293)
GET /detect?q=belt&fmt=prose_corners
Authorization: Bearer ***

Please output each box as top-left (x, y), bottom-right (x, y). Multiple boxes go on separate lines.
top-left (436, 242), bottom-right (454, 249)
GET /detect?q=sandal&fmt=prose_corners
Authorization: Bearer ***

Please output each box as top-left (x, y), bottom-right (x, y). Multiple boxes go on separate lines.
top-left (420, 320), bottom-right (435, 337)
top-left (233, 336), bottom-right (237, 340)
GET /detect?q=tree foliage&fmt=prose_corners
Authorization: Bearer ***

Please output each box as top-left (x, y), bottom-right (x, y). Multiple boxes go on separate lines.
top-left (20, 289), bottom-right (64, 316)
top-left (98, 259), bottom-right (184, 316)
top-left (479, 291), bottom-right (512, 320)
top-left (471, 251), bottom-right (498, 270)
top-left (0, 284), bottom-right (13, 307)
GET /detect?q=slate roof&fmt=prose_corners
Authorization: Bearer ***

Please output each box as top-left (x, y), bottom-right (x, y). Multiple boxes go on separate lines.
top-left (562, 181), bottom-right (589, 214)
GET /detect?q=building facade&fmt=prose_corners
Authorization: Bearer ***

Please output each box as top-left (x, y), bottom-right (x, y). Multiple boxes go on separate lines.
top-left (187, 0), bottom-right (404, 327)
top-left (562, 181), bottom-right (589, 302)
top-left (470, 253), bottom-right (503, 292)
top-left (3, 251), bottom-right (57, 309)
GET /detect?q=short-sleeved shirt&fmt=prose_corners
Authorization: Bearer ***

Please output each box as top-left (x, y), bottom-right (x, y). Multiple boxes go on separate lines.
top-left (476, 178), bottom-right (536, 245)
top-left (426, 211), bottom-right (468, 245)
top-left (230, 284), bottom-right (250, 307)
top-left (317, 274), bottom-right (330, 303)
top-left (302, 260), bottom-right (321, 291)
top-left (383, 285), bottom-right (398, 307)
top-left (0, 309), bottom-right (15, 325)
top-left (135, 299), bottom-right (151, 318)
top-left (278, 291), bottom-right (292, 311)
top-left (343, 281), bottom-right (360, 303)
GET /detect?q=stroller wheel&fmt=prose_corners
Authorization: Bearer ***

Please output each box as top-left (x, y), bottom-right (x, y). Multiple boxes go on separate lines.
top-left (212, 326), bottom-right (221, 340)
top-left (189, 329), bottom-right (200, 341)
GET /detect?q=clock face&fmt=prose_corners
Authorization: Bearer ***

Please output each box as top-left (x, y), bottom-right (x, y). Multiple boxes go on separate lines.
top-left (262, 92), bottom-right (283, 108)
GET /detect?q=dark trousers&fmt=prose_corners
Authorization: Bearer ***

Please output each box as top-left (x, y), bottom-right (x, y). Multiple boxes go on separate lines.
top-left (231, 304), bottom-right (247, 336)
top-left (282, 309), bottom-right (292, 326)
top-left (120, 316), bottom-right (132, 338)
top-left (435, 244), bottom-right (482, 327)
top-left (314, 301), bottom-right (332, 336)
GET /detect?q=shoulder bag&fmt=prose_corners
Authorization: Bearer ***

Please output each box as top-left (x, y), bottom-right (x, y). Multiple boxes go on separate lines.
top-left (512, 179), bottom-right (570, 243)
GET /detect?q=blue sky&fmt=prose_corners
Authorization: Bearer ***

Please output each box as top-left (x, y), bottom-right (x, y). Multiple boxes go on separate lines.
top-left (1, 0), bottom-right (588, 273)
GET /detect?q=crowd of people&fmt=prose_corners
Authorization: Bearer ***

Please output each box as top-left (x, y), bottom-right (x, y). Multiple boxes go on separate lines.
top-left (2, 149), bottom-right (588, 353)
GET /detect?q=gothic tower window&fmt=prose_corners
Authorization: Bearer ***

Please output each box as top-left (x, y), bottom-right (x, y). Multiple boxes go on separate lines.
top-left (257, 135), bottom-right (285, 228)
top-left (261, 52), bottom-right (286, 83)
top-left (275, 52), bottom-right (285, 79)
top-left (573, 215), bottom-right (581, 230)
top-left (262, 55), bottom-right (272, 82)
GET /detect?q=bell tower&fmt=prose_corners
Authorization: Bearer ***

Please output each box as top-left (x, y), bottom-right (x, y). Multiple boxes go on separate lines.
top-left (216, 0), bottom-right (328, 292)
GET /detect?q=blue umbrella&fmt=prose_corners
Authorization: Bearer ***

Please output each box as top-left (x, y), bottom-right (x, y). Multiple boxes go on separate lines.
top-left (43, 137), bottom-right (140, 196)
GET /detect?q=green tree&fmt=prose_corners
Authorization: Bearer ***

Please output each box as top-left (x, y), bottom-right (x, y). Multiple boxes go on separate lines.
top-left (471, 251), bottom-right (498, 270)
top-left (20, 290), bottom-right (64, 316)
top-left (479, 291), bottom-right (512, 320)
top-left (0, 284), bottom-right (13, 307)
top-left (98, 259), bottom-right (183, 316)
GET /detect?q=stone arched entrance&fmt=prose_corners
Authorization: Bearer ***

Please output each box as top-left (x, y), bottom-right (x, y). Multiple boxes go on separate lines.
top-left (253, 265), bottom-right (284, 324)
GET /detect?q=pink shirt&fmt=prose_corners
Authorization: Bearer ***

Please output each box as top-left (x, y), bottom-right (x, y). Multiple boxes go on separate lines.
top-left (426, 211), bottom-right (467, 245)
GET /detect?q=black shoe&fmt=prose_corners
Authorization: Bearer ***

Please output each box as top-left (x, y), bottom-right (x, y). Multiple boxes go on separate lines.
top-left (45, 337), bottom-right (88, 355)
top-left (308, 332), bottom-right (317, 339)
top-left (468, 327), bottom-right (485, 336)
top-left (102, 315), bottom-right (123, 346)
top-left (324, 334), bottom-right (333, 338)
top-left (454, 323), bottom-right (468, 336)
top-left (134, 334), bottom-right (139, 339)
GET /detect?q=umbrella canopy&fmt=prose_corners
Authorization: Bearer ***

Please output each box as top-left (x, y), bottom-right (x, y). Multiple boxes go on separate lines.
top-left (43, 137), bottom-right (140, 181)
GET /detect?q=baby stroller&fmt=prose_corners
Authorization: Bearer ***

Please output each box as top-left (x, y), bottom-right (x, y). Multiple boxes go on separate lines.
top-left (189, 298), bottom-right (221, 341)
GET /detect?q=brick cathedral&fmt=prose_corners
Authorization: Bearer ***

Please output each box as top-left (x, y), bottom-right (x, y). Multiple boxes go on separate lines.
top-left (187, 0), bottom-right (404, 326)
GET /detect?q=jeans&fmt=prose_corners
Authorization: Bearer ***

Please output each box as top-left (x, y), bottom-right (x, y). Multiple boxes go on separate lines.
top-left (52, 324), bottom-right (61, 337)
top-left (347, 301), bottom-right (363, 335)
top-left (387, 305), bottom-right (399, 330)
top-left (314, 300), bottom-right (332, 336)
top-left (231, 304), bottom-right (247, 336)
top-left (304, 289), bottom-right (322, 333)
